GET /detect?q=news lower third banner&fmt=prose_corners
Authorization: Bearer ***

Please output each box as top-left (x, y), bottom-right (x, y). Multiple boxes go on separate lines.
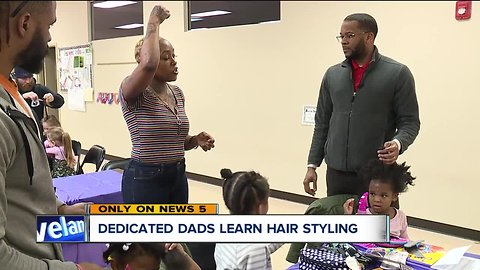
top-left (37, 204), bottom-right (389, 243)
top-left (37, 215), bottom-right (86, 243)
top-left (88, 215), bottom-right (388, 243)
top-left (88, 203), bottom-right (218, 214)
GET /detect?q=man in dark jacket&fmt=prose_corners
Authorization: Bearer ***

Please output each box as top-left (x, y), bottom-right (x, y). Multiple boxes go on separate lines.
top-left (303, 13), bottom-right (420, 197)
top-left (15, 66), bottom-right (64, 136)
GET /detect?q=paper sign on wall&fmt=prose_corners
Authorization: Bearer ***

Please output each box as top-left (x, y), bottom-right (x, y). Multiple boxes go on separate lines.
top-left (58, 44), bottom-right (93, 111)
top-left (302, 105), bottom-right (316, 126)
top-left (68, 87), bottom-right (86, 112)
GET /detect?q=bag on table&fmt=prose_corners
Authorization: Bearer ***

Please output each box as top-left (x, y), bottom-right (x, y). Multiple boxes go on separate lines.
top-left (299, 247), bottom-right (349, 270)
top-left (299, 243), bottom-right (375, 270)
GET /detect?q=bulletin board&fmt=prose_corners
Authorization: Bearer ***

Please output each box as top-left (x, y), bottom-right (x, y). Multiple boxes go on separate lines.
top-left (58, 44), bottom-right (93, 111)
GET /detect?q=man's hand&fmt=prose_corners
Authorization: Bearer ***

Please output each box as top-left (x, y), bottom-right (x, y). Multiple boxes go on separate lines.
top-left (377, 140), bottom-right (399, 164)
top-left (78, 262), bottom-right (103, 270)
top-left (22, 91), bottom-right (38, 101)
top-left (164, 243), bottom-right (201, 270)
top-left (165, 243), bottom-right (184, 252)
top-left (43, 93), bottom-right (54, 104)
top-left (303, 168), bottom-right (317, 196)
top-left (58, 202), bottom-right (92, 215)
top-left (343, 198), bottom-right (355, 215)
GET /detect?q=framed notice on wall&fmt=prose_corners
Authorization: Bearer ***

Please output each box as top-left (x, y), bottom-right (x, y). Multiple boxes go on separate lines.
top-left (302, 105), bottom-right (316, 126)
top-left (58, 44), bottom-right (93, 111)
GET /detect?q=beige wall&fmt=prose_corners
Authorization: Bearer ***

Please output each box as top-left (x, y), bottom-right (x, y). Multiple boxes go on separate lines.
top-left (51, 1), bottom-right (479, 230)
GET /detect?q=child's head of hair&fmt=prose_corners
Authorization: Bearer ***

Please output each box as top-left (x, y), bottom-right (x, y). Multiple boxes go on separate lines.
top-left (220, 168), bottom-right (270, 215)
top-left (103, 243), bottom-right (163, 270)
top-left (360, 159), bottom-right (416, 193)
top-left (46, 127), bottom-right (63, 144)
top-left (46, 127), bottom-right (76, 168)
top-left (360, 159), bottom-right (415, 214)
top-left (41, 115), bottom-right (61, 136)
top-left (103, 242), bottom-right (190, 270)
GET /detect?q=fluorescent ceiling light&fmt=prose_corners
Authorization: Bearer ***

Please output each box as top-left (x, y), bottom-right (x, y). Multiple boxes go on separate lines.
top-left (191, 17), bottom-right (204, 22)
top-left (114, 23), bottom-right (143, 29)
top-left (259, 20), bottom-right (280, 25)
top-left (93, 1), bottom-right (137, 9)
top-left (191, 10), bottom-right (231, 18)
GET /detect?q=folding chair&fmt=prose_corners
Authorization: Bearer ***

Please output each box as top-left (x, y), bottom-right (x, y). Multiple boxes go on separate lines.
top-left (77, 144), bottom-right (105, 174)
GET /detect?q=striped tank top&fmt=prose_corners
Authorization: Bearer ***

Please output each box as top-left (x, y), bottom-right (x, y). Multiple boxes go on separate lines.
top-left (120, 84), bottom-right (190, 164)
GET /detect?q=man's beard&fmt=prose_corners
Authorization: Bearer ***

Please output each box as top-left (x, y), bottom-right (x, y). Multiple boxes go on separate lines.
top-left (346, 42), bottom-right (366, 61)
top-left (18, 80), bottom-right (35, 92)
top-left (17, 29), bottom-right (48, 74)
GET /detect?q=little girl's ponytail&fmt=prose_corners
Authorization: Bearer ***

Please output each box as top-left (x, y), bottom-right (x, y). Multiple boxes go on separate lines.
top-left (61, 131), bottom-right (76, 169)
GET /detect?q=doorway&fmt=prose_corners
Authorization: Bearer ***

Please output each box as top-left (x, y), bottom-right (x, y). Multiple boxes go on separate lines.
top-left (38, 46), bottom-right (61, 120)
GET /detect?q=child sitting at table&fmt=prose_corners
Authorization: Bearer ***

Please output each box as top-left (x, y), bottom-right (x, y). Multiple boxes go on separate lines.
top-left (343, 159), bottom-right (416, 240)
top-left (44, 127), bottom-right (76, 178)
top-left (41, 115), bottom-right (62, 169)
top-left (102, 242), bottom-right (200, 270)
top-left (41, 114), bottom-right (61, 138)
top-left (214, 168), bottom-right (284, 270)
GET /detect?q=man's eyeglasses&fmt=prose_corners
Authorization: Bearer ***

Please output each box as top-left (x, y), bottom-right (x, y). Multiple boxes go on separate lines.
top-left (10, 1), bottom-right (28, 17)
top-left (336, 32), bottom-right (367, 43)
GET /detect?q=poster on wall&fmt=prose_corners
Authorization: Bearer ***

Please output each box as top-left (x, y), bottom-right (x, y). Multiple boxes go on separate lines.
top-left (67, 87), bottom-right (86, 112)
top-left (302, 105), bottom-right (316, 126)
top-left (58, 44), bottom-right (93, 111)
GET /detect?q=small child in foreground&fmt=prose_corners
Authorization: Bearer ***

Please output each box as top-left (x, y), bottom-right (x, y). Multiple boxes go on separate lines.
top-left (344, 159), bottom-right (415, 239)
top-left (103, 242), bottom-right (200, 270)
top-left (214, 168), bottom-right (284, 270)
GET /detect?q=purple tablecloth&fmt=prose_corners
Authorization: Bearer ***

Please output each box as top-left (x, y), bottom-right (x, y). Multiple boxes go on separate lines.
top-left (54, 170), bottom-right (123, 266)
top-left (54, 170), bottom-right (123, 205)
